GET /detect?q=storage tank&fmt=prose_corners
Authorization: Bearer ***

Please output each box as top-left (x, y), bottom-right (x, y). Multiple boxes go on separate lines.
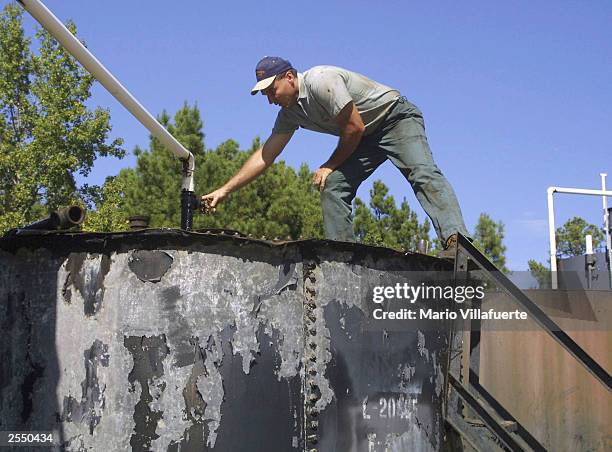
top-left (0, 230), bottom-right (452, 451)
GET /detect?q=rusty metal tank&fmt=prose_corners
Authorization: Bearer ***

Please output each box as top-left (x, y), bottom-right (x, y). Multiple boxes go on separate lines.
top-left (0, 230), bottom-right (452, 451)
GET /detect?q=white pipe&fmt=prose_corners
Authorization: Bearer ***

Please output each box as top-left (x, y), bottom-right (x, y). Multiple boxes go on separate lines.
top-left (585, 235), bottom-right (593, 255)
top-left (547, 185), bottom-right (612, 289)
top-left (550, 187), bottom-right (612, 197)
top-left (17, 0), bottom-right (194, 191)
top-left (601, 174), bottom-right (612, 287)
top-left (601, 174), bottom-right (608, 221)
top-left (547, 187), bottom-right (558, 288)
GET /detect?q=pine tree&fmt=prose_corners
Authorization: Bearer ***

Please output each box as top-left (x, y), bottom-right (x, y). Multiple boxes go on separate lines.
top-left (118, 103), bottom-right (204, 227)
top-left (555, 217), bottom-right (604, 257)
top-left (353, 180), bottom-right (431, 251)
top-left (527, 216), bottom-right (604, 287)
top-left (528, 259), bottom-right (550, 288)
top-left (473, 213), bottom-right (508, 272)
top-left (118, 103), bottom-right (325, 239)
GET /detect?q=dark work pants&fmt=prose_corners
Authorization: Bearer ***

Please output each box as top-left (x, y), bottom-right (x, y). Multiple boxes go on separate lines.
top-left (320, 97), bottom-right (468, 243)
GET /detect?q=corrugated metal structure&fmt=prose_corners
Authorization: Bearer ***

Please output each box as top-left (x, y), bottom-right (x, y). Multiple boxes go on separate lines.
top-left (557, 253), bottom-right (611, 290)
top-left (0, 230), bottom-right (452, 451)
top-left (477, 290), bottom-right (612, 452)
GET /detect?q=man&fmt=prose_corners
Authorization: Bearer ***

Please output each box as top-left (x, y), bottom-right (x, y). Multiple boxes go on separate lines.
top-left (202, 56), bottom-right (468, 255)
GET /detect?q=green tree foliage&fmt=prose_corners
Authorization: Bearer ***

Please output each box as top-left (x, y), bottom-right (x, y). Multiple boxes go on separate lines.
top-left (555, 216), bottom-right (604, 257)
top-left (196, 141), bottom-right (325, 239)
top-left (473, 213), bottom-right (508, 272)
top-left (81, 176), bottom-right (130, 232)
top-left (117, 104), bottom-right (204, 228)
top-left (353, 180), bottom-right (431, 251)
top-left (0, 4), bottom-right (123, 233)
top-left (528, 259), bottom-right (550, 288)
top-left (118, 102), bottom-right (325, 239)
top-left (527, 216), bottom-right (603, 287)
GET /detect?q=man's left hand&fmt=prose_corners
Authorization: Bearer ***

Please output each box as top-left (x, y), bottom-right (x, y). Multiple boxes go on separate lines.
top-left (312, 167), bottom-right (334, 192)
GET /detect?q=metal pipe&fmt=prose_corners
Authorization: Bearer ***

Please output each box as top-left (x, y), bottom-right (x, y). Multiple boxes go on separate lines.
top-left (601, 174), bottom-right (612, 287)
top-left (547, 187), bottom-right (558, 288)
top-left (5, 206), bottom-right (86, 236)
top-left (551, 186), bottom-right (612, 197)
top-left (547, 185), bottom-right (612, 289)
top-left (180, 190), bottom-right (200, 230)
top-left (586, 234), bottom-right (593, 255)
top-left (17, 0), bottom-right (195, 195)
top-left (585, 234), bottom-right (594, 290)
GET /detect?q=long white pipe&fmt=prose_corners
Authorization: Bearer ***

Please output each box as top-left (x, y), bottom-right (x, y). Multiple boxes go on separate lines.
top-left (17, 0), bottom-right (194, 191)
top-left (547, 186), bottom-right (612, 289)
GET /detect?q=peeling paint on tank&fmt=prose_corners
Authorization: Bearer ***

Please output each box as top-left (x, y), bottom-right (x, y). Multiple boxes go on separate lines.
top-left (417, 330), bottom-right (430, 361)
top-left (432, 352), bottom-right (444, 399)
top-left (195, 335), bottom-right (225, 447)
top-left (54, 256), bottom-right (137, 450)
top-left (161, 252), bottom-right (269, 376)
top-left (313, 259), bottom-right (363, 311)
top-left (149, 357), bottom-right (191, 451)
top-left (61, 253), bottom-right (111, 316)
top-left (1, 232), bottom-right (454, 450)
top-left (260, 289), bottom-right (304, 380)
top-left (181, 340), bottom-right (207, 421)
top-left (398, 363), bottom-right (417, 391)
top-left (116, 246), bottom-right (302, 450)
top-left (61, 433), bottom-right (85, 450)
top-left (124, 334), bottom-right (170, 452)
top-left (60, 339), bottom-right (109, 434)
top-left (384, 429), bottom-right (436, 452)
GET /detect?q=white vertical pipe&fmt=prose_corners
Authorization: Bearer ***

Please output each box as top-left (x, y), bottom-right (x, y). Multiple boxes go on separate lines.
top-left (601, 173), bottom-right (608, 221)
top-left (601, 173), bottom-right (612, 287)
top-left (547, 187), bottom-right (558, 289)
top-left (17, 0), bottom-right (195, 191)
top-left (585, 235), bottom-right (593, 255)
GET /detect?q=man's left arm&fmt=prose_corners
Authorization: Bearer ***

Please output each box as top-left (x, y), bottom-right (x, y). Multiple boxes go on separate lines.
top-left (312, 102), bottom-right (365, 191)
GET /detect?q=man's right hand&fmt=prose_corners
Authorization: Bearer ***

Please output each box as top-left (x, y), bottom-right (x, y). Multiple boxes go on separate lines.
top-left (199, 132), bottom-right (293, 214)
top-left (201, 188), bottom-right (229, 214)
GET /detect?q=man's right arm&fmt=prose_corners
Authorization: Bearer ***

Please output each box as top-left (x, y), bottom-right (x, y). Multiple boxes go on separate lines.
top-left (201, 131), bottom-right (294, 210)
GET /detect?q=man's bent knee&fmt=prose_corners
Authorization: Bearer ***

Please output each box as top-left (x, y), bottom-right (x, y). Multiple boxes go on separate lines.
top-left (320, 172), bottom-right (353, 207)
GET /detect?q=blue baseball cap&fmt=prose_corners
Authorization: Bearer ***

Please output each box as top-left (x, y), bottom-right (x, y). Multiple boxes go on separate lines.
top-left (251, 56), bottom-right (293, 95)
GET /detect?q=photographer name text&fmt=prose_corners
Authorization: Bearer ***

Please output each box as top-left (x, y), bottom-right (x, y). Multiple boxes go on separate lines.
top-left (371, 283), bottom-right (528, 321)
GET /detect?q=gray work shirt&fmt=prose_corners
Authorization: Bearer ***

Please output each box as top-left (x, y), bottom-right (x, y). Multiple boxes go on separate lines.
top-left (272, 66), bottom-right (400, 137)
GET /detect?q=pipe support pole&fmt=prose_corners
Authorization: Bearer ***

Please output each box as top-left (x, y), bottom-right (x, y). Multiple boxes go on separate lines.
top-left (601, 174), bottom-right (612, 288)
top-left (547, 187), bottom-right (558, 289)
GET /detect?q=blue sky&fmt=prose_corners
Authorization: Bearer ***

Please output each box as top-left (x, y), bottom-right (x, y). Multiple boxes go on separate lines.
top-left (12, 0), bottom-right (612, 270)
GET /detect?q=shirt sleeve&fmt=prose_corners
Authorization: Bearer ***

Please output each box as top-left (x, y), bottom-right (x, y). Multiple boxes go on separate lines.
top-left (309, 72), bottom-right (353, 118)
top-left (272, 109), bottom-right (299, 135)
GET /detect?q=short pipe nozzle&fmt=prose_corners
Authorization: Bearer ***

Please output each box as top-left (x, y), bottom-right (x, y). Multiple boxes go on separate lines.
top-left (54, 205), bottom-right (86, 228)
